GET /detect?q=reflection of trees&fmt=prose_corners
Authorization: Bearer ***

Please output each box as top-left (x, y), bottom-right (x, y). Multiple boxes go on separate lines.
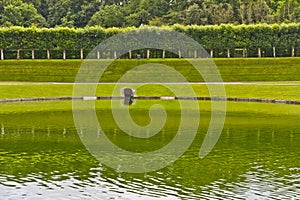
top-left (0, 126), bottom-right (99, 181)
top-left (1, 110), bottom-right (300, 197)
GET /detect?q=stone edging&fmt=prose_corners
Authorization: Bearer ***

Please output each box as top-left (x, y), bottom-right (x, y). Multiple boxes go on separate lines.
top-left (0, 96), bottom-right (300, 105)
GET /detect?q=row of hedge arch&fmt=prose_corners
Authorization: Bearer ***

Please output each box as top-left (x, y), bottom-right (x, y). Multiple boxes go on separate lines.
top-left (0, 24), bottom-right (299, 58)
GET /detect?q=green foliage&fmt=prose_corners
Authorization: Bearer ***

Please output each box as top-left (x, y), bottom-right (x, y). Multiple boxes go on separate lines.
top-left (0, 0), bottom-right (299, 28)
top-left (0, 24), bottom-right (299, 57)
top-left (0, 1), bottom-right (46, 27)
top-left (88, 5), bottom-right (124, 28)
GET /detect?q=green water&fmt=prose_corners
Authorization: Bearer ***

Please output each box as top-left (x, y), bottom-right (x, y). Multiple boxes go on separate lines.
top-left (1, 101), bottom-right (300, 199)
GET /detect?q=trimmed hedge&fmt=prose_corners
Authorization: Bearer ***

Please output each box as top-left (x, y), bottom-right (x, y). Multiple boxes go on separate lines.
top-left (0, 24), bottom-right (299, 57)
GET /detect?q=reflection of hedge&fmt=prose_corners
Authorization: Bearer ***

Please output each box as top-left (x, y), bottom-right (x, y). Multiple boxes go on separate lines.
top-left (0, 24), bottom-right (299, 57)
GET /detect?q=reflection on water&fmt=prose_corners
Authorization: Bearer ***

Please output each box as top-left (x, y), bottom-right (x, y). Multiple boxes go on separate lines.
top-left (0, 103), bottom-right (300, 199)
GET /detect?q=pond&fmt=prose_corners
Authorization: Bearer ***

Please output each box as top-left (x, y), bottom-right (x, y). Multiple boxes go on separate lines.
top-left (0, 101), bottom-right (300, 199)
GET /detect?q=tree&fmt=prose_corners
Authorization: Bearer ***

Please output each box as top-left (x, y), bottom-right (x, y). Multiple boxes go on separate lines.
top-left (185, 3), bottom-right (206, 25)
top-left (201, 1), bottom-right (234, 24)
top-left (75, 1), bottom-right (101, 27)
top-left (144, 0), bottom-right (170, 18)
top-left (252, 0), bottom-right (273, 23)
top-left (0, 0), bottom-right (299, 28)
top-left (42, 0), bottom-right (101, 28)
top-left (45, 0), bottom-right (72, 27)
top-left (0, 1), bottom-right (46, 27)
top-left (169, 0), bottom-right (203, 11)
top-left (125, 9), bottom-right (150, 27)
top-left (161, 10), bottom-right (186, 25)
top-left (149, 17), bottom-right (165, 26)
top-left (88, 5), bottom-right (124, 27)
top-left (275, 0), bottom-right (300, 22)
top-left (122, 0), bottom-right (170, 26)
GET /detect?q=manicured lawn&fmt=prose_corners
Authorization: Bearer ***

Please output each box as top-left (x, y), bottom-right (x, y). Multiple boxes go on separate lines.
top-left (0, 82), bottom-right (299, 116)
top-left (1, 82), bottom-right (300, 100)
top-left (0, 58), bottom-right (299, 115)
top-left (0, 58), bottom-right (299, 82)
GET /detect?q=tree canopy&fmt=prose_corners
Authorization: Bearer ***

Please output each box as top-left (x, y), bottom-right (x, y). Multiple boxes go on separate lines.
top-left (0, 0), bottom-right (299, 28)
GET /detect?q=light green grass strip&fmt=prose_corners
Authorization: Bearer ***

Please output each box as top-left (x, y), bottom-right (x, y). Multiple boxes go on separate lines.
top-left (1, 82), bottom-right (300, 100)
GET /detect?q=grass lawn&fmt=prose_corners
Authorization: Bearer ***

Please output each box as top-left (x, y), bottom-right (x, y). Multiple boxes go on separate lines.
top-left (0, 82), bottom-right (300, 116)
top-left (0, 82), bottom-right (299, 100)
top-left (0, 58), bottom-right (299, 115)
top-left (0, 58), bottom-right (299, 82)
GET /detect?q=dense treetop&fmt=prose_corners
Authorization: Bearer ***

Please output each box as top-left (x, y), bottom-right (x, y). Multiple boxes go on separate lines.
top-left (0, 0), bottom-right (299, 28)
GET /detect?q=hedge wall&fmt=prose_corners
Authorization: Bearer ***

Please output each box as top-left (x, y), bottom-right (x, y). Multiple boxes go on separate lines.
top-left (0, 24), bottom-right (299, 58)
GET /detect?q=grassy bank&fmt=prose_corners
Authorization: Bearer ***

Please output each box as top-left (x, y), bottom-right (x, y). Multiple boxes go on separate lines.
top-left (0, 58), bottom-right (299, 115)
top-left (0, 82), bottom-right (300, 117)
top-left (0, 58), bottom-right (299, 82)
top-left (1, 82), bottom-right (300, 100)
